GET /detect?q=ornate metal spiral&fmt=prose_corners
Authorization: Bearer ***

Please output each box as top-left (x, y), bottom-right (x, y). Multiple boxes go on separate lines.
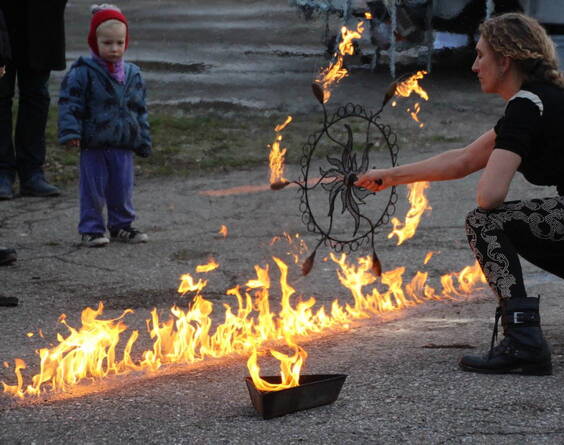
top-left (294, 84), bottom-right (400, 275)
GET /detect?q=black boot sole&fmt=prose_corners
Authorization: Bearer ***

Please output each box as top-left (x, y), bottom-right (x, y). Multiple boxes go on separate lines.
top-left (459, 360), bottom-right (553, 376)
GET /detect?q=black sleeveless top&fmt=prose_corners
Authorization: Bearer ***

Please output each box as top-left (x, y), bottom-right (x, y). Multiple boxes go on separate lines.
top-left (494, 81), bottom-right (564, 195)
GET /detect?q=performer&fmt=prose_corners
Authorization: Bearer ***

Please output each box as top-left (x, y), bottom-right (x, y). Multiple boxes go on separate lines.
top-left (357, 13), bottom-right (564, 375)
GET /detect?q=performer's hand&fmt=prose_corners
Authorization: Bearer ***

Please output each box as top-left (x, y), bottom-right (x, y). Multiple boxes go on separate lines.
top-left (355, 169), bottom-right (388, 192)
top-left (65, 139), bottom-right (81, 148)
top-left (0, 66), bottom-right (5, 78)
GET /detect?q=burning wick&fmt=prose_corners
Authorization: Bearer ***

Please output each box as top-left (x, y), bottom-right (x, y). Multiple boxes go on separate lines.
top-left (314, 21), bottom-right (366, 104)
top-left (372, 252), bottom-right (382, 277)
top-left (301, 250), bottom-right (316, 276)
top-left (270, 179), bottom-right (291, 191)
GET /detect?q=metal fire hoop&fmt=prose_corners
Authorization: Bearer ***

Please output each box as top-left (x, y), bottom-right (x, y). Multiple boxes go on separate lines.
top-left (292, 83), bottom-right (400, 275)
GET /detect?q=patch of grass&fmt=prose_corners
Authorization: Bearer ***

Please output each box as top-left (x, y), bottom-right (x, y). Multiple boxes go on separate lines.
top-left (44, 107), bottom-right (306, 183)
top-left (43, 105), bottom-right (428, 184)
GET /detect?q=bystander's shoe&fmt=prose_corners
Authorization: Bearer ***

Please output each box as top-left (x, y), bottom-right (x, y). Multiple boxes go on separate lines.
top-left (20, 174), bottom-right (61, 197)
top-left (0, 176), bottom-right (14, 200)
top-left (0, 247), bottom-right (17, 265)
top-left (0, 296), bottom-right (19, 307)
top-left (81, 233), bottom-right (110, 248)
top-left (110, 227), bottom-right (148, 244)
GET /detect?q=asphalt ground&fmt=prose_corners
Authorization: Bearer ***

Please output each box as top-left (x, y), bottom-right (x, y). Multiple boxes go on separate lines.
top-left (1, 153), bottom-right (564, 444)
top-left (2, 0), bottom-right (564, 443)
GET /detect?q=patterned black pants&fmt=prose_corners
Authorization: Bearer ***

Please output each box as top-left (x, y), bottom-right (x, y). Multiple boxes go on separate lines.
top-left (465, 196), bottom-right (564, 301)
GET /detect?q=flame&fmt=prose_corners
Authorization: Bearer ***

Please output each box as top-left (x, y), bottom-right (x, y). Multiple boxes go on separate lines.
top-left (408, 103), bottom-right (424, 128)
top-left (2, 253), bottom-right (487, 399)
top-left (268, 116), bottom-right (292, 186)
top-left (395, 71), bottom-right (429, 100)
top-left (178, 274), bottom-right (207, 296)
top-left (365, 12), bottom-right (373, 20)
top-left (195, 258), bottom-right (219, 273)
top-left (218, 225), bottom-right (228, 238)
top-left (394, 70), bottom-right (429, 126)
top-left (2, 305), bottom-right (135, 398)
top-left (247, 335), bottom-right (307, 391)
top-left (388, 181), bottom-right (432, 245)
top-left (424, 251), bottom-right (439, 265)
top-left (315, 21), bottom-right (365, 103)
top-left (275, 116), bottom-right (292, 133)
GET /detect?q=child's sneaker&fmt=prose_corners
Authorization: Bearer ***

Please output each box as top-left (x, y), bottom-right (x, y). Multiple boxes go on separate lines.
top-left (110, 227), bottom-right (148, 244)
top-left (81, 233), bottom-right (110, 247)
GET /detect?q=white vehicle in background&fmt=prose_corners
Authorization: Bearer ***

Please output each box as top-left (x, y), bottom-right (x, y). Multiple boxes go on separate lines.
top-left (290, 0), bottom-right (564, 76)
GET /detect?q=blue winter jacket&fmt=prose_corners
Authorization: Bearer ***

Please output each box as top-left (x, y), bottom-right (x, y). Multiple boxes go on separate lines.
top-left (58, 57), bottom-right (151, 157)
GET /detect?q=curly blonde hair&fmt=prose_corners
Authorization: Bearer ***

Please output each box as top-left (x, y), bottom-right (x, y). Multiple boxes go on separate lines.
top-left (479, 13), bottom-right (564, 88)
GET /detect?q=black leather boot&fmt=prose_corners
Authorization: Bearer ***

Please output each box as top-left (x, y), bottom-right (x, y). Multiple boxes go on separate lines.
top-left (459, 297), bottom-right (552, 375)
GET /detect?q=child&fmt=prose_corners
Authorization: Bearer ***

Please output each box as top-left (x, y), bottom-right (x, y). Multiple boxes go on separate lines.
top-left (58, 4), bottom-right (151, 247)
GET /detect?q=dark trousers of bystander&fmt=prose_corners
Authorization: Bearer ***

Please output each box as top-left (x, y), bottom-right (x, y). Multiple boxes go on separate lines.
top-left (0, 63), bottom-right (50, 183)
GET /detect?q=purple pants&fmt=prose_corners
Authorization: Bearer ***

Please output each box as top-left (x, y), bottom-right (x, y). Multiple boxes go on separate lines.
top-left (79, 149), bottom-right (135, 235)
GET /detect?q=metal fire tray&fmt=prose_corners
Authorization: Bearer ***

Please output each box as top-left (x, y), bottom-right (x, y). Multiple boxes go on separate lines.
top-left (245, 374), bottom-right (347, 419)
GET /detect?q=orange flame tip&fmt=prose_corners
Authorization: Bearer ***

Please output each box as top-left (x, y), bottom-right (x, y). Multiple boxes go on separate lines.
top-left (218, 225), bottom-right (228, 238)
top-left (196, 259), bottom-right (219, 273)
